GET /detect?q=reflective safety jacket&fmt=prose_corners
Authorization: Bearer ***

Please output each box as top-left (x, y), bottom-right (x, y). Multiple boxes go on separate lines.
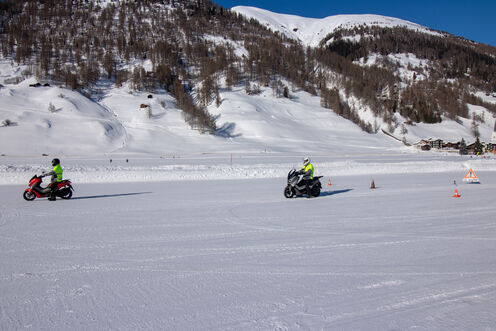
top-left (302, 163), bottom-right (314, 179)
top-left (53, 164), bottom-right (63, 182)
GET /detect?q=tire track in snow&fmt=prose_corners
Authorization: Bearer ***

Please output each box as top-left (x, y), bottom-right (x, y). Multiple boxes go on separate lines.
top-left (321, 283), bottom-right (496, 327)
top-left (3, 264), bottom-right (496, 282)
top-left (195, 239), bottom-right (418, 256)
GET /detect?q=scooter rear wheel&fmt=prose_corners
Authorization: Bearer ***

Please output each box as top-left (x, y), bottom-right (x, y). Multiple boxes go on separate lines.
top-left (284, 186), bottom-right (294, 198)
top-left (23, 191), bottom-right (36, 201)
top-left (59, 188), bottom-right (73, 199)
top-left (311, 186), bottom-right (321, 197)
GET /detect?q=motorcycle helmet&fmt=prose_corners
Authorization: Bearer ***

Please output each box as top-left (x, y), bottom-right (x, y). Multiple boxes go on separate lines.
top-left (52, 158), bottom-right (60, 166)
top-left (303, 157), bottom-right (310, 166)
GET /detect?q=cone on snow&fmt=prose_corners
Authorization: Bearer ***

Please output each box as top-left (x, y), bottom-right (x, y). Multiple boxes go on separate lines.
top-left (453, 189), bottom-right (460, 198)
top-left (328, 178), bottom-right (332, 186)
top-left (370, 179), bottom-right (376, 189)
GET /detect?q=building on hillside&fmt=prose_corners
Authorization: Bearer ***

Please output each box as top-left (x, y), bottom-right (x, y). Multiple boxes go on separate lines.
top-left (467, 140), bottom-right (487, 155)
top-left (443, 141), bottom-right (460, 150)
top-left (428, 139), bottom-right (443, 149)
top-left (414, 138), bottom-right (444, 150)
top-left (414, 138), bottom-right (443, 149)
top-left (414, 139), bottom-right (430, 150)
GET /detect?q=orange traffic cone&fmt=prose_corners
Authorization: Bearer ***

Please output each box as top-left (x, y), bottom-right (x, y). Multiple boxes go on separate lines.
top-left (453, 189), bottom-right (460, 198)
top-left (328, 178), bottom-right (332, 186)
top-left (370, 179), bottom-right (376, 189)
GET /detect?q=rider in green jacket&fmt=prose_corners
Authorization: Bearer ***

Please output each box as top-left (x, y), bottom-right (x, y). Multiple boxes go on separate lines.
top-left (41, 158), bottom-right (63, 201)
top-left (300, 157), bottom-right (314, 197)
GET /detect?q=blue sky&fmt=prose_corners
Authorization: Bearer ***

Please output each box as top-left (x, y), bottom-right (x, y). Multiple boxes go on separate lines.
top-left (214, 0), bottom-right (496, 47)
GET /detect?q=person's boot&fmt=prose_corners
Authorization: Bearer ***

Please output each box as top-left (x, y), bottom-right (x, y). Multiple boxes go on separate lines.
top-left (306, 185), bottom-right (313, 198)
top-left (48, 191), bottom-right (56, 201)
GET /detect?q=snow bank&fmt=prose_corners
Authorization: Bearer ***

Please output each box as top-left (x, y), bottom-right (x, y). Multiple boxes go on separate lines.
top-left (1, 156), bottom-right (495, 185)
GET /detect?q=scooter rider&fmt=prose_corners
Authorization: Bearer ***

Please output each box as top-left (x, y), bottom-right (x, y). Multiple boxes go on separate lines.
top-left (40, 158), bottom-right (63, 201)
top-left (299, 157), bottom-right (314, 197)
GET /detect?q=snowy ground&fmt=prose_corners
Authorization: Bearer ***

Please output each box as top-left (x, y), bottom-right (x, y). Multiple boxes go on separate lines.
top-left (2, 7), bottom-right (496, 328)
top-left (2, 153), bottom-right (496, 185)
top-left (1, 155), bottom-right (496, 330)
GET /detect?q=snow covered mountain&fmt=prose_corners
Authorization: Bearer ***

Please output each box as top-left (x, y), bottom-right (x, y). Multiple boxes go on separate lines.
top-left (0, 65), bottom-right (402, 156)
top-left (232, 6), bottom-right (439, 47)
top-left (1, 1), bottom-right (495, 157)
top-left (2, 60), bottom-right (494, 157)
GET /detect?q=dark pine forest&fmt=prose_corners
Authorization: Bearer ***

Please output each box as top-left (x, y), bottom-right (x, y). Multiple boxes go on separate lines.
top-left (1, 0), bottom-right (495, 133)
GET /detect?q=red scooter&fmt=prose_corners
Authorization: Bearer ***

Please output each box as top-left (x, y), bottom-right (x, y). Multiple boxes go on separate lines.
top-left (23, 175), bottom-right (74, 201)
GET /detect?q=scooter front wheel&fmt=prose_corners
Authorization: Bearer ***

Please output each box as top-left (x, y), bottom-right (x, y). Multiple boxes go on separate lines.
top-left (23, 191), bottom-right (36, 201)
top-left (284, 186), bottom-right (294, 198)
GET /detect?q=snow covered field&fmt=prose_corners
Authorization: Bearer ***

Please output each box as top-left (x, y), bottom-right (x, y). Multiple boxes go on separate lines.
top-left (2, 153), bottom-right (496, 185)
top-left (2, 4), bottom-right (496, 328)
top-left (1, 155), bottom-right (496, 330)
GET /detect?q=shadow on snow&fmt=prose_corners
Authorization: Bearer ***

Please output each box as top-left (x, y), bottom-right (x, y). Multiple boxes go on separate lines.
top-left (71, 192), bottom-right (152, 200)
top-left (319, 189), bottom-right (353, 197)
top-left (290, 189), bottom-right (353, 199)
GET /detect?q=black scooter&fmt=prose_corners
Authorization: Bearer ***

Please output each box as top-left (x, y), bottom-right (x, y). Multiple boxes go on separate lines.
top-left (284, 169), bottom-right (322, 198)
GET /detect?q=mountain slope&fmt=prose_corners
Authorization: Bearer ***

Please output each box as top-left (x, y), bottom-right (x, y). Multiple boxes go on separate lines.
top-left (0, 77), bottom-right (126, 155)
top-left (0, 60), bottom-right (405, 156)
top-left (232, 6), bottom-right (439, 47)
top-left (1, 0), bottom-right (496, 157)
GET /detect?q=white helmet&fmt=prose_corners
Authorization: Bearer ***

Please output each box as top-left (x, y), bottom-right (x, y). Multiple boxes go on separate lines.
top-left (303, 157), bottom-right (310, 166)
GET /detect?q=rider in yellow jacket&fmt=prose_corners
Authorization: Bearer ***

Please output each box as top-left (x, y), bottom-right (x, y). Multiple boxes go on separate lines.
top-left (41, 158), bottom-right (63, 201)
top-left (300, 157), bottom-right (314, 197)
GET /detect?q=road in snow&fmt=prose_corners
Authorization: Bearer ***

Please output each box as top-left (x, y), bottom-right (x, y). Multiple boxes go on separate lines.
top-left (1, 168), bottom-right (496, 330)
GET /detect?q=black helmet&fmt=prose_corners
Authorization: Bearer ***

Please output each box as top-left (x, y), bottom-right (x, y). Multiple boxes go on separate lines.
top-left (52, 158), bottom-right (60, 166)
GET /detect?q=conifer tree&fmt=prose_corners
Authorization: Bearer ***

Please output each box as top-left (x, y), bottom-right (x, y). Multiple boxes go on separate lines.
top-left (473, 137), bottom-right (484, 155)
top-left (459, 138), bottom-right (468, 155)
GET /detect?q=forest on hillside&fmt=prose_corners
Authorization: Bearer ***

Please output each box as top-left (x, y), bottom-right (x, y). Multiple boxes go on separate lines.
top-left (1, 0), bottom-right (495, 134)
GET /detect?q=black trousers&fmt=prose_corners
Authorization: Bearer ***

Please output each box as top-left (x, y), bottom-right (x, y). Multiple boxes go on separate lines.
top-left (301, 179), bottom-right (312, 196)
top-left (48, 182), bottom-right (57, 199)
